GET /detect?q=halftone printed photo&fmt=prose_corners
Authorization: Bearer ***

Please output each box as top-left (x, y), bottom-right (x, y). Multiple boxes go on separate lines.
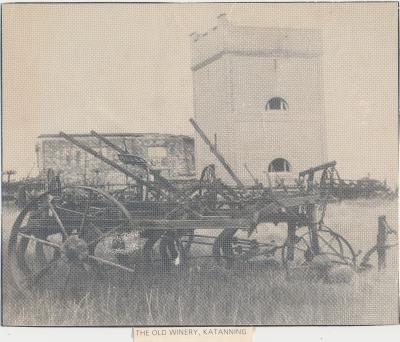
top-left (1, 2), bottom-right (398, 326)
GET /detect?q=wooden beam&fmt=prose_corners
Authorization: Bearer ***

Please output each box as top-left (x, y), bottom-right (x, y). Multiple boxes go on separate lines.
top-left (90, 130), bottom-right (126, 154)
top-left (190, 118), bottom-right (244, 188)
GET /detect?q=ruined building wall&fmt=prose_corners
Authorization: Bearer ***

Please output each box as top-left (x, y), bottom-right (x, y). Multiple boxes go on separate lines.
top-left (36, 134), bottom-right (195, 185)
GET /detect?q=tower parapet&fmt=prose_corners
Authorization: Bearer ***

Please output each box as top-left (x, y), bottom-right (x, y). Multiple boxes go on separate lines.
top-left (190, 14), bottom-right (323, 71)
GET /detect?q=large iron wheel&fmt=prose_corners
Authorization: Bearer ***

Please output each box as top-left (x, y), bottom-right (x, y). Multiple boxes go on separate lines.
top-left (282, 225), bottom-right (356, 279)
top-left (8, 186), bottom-right (140, 297)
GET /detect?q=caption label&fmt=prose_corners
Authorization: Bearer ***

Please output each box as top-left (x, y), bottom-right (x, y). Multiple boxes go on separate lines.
top-left (132, 327), bottom-right (254, 342)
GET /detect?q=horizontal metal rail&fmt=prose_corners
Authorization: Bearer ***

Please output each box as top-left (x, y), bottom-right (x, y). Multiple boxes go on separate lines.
top-left (132, 217), bottom-right (251, 230)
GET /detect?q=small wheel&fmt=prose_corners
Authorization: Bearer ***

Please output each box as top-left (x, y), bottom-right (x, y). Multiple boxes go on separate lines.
top-left (8, 186), bottom-right (140, 297)
top-left (187, 165), bottom-right (238, 212)
top-left (212, 228), bottom-right (240, 269)
top-left (180, 229), bottom-right (194, 256)
top-left (159, 232), bottom-right (180, 268)
top-left (199, 164), bottom-right (216, 193)
top-left (157, 204), bottom-right (195, 268)
top-left (199, 164), bottom-right (218, 210)
top-left (282, 225), bottom-right (356, 279)
top-left (140, 230), bottom-right (163, 267)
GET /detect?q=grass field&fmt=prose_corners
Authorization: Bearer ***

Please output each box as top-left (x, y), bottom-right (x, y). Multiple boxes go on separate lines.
top-left (1, 200), bottom-right (398, 326)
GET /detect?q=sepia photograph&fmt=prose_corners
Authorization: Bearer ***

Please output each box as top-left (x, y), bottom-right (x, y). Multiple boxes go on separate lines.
top-left (1, 2), bottom-right (398, 327)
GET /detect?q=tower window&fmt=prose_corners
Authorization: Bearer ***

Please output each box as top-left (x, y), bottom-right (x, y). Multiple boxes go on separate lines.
top-left (266, 97), bottom-right (288, 110)
top-left (268, 158), bottom-right (291, 172)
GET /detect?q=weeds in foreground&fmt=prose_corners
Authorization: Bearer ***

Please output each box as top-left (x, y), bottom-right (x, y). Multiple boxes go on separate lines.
top-left (2, 201), bottom-right (398, 326)
top-left (3, 262), bottom-right (398, 326)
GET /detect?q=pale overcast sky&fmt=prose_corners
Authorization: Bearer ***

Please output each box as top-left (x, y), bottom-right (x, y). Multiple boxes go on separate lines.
top-left (2, 3), bottom-right (398, 185)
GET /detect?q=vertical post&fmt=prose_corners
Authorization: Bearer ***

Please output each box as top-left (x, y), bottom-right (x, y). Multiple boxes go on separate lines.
top-left (308, 204), bottom-right (320, 256)
top-left (287, 220), bottom-right (297, 261)
top-left (83, 152), bottom-right (87, 185)
top-left (307, 171), bottom-right (315, 192)
top-left (264, 171), bottom-right (272, 189)
top-left (377, 215), bottom-right (387, 271)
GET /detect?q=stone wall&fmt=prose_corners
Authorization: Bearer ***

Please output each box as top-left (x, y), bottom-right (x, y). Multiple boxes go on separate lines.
top-left (37, 133), bottom-right (195, 185)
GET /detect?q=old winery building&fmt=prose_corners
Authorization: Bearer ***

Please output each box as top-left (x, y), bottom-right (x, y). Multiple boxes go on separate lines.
top-left (191, 14), bottom-right (327, 185)
top-left (36, 133), bottom-right (195, 185)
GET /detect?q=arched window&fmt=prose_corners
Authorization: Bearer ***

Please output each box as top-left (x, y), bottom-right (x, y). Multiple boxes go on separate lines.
top-left (268, 158), bottom-right (291, 172)
top-left (266, 97), bottom-right (288, 110)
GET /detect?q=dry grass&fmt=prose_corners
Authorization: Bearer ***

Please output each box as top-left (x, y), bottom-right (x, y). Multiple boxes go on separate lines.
top-left (1, 200), bottom-right (398, 326)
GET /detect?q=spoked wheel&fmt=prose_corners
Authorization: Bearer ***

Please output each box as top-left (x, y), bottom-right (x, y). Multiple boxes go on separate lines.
top-left (8, 186), bottom-right (141, 297)
top-left (186, 164), bottom-right (239, 213)
top-left (198, 164), bottom-right (218, 211)
top-left (199, 164), bottom-right (216, 195)
top-left (282, 225), bottom-right (356, 280)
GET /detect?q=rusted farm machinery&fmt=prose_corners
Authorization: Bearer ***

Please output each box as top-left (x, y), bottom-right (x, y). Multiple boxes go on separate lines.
top-left (8, 119), bottom-right (362, 296)
top-left (309, 168), bottom-right (396, 201)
